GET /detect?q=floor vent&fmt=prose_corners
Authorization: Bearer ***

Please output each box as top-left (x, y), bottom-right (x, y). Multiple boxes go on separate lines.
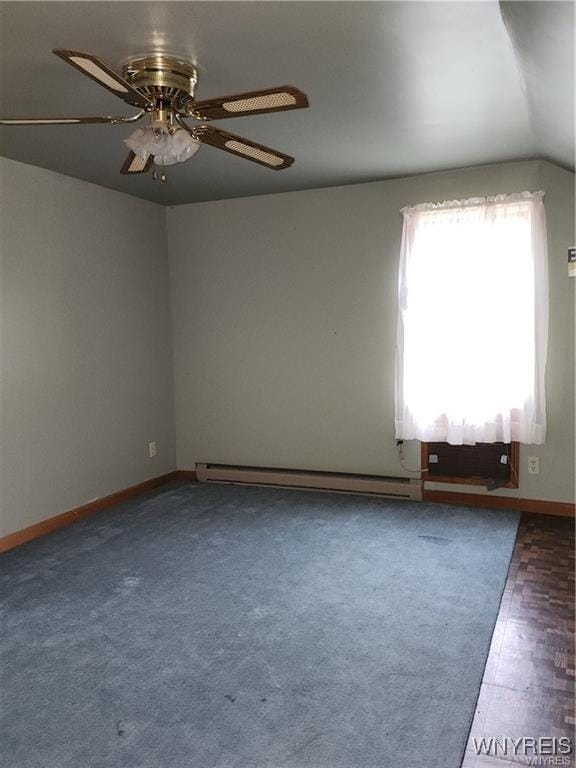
top-left (195, 463), bottom-right (422, 501)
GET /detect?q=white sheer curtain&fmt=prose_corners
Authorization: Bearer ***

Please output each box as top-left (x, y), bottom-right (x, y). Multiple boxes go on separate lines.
top-left (395, 191), bottom-right (548, 445)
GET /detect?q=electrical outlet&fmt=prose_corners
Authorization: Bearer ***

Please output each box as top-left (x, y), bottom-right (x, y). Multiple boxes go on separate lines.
top-left (148, 441), bottom-right (157, 459)
top-left (527, 456), bottom-right (539, 474)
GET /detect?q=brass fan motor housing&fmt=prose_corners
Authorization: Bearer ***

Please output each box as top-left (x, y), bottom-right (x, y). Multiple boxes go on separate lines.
top-left (122, 54), bottom-right (198, 114)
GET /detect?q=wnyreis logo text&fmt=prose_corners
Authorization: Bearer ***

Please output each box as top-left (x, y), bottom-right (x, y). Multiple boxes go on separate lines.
top-left (472, 736), bottom-right (573, 765)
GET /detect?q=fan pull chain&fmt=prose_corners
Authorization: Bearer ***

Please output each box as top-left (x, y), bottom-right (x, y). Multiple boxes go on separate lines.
top-left (151, 163), bottom-right (167, 183)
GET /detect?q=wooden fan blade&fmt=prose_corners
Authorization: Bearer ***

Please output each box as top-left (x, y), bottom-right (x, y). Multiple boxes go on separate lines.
top-left (120, 151), bottom-right (152, 175)
top-left (0, 115), bottom-right (138, 125)
top-left (53, 49), bottom-right (152, 109)
top-left (193, 125), bottom-right (294, 170)
top-left (189, 86), bottom-right (308, 120)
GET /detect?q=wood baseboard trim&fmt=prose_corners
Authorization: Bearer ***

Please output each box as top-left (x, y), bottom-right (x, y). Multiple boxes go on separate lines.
top-left (0, 472), bottom-right (181, 554)
top-left (2, 468), bottom-right (569, 553)
top-left (172, 470), bottom-right (198, 481)
top-left (423, 489), bottom-right (575, 518)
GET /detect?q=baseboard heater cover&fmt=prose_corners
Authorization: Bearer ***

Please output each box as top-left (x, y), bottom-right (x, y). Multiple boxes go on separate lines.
top-left (195, 463), bottom-right (422, 501)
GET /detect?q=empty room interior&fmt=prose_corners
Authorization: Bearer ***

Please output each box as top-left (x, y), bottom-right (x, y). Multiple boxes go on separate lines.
top-left (0, 2), bottom-right (574, 767)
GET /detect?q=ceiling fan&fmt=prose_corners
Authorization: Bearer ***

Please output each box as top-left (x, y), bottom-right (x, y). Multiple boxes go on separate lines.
top-left (0, 49), bottom-right (309, 181)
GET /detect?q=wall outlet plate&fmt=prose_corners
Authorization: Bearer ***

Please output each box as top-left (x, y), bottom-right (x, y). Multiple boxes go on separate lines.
top-left (148, 441), bottom-right (157, 458)
top-left (527, 456), bottom-right (539, 474)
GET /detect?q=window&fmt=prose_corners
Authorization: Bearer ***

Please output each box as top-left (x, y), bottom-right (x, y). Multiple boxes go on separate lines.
top-left (395, 192), bottom-right (548, 446)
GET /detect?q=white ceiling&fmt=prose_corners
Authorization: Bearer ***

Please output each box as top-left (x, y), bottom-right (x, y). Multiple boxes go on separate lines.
top-left (0, 1), bottom-right (573, 205)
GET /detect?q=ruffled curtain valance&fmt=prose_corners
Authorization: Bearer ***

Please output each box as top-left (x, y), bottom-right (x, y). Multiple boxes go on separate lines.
top-left (400, 190), bottom-right (545, 215)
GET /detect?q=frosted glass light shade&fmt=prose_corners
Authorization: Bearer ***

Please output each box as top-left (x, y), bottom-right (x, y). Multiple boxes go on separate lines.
top-left (124, 125), bottom-right (201, 166)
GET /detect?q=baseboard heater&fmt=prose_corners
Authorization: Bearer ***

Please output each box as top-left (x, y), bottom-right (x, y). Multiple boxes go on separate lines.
top-left (195, 463), bottom-right (422, 501)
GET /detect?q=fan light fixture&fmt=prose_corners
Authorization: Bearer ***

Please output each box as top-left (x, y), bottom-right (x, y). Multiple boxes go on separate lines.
top-left (0, 49), bottom-right (309, 181)
top-left (124, 124), bottom-right (200, 167)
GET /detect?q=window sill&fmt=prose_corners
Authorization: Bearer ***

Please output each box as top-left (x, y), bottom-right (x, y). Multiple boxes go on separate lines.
top-left (422, 472), bottom-right (519, 490)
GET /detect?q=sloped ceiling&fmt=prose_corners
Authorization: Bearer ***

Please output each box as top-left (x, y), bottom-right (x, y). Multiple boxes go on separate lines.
top-left (500, 1), bottom-right (574, 170)
top-left (0, 1), bottom-right (573, 205)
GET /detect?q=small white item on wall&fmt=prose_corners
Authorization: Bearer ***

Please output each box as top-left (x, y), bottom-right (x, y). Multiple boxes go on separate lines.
top-left (527, 456), bottom-right (539, 474)
top-left (428, 454), bottom-right (439, 464)
top-left (148, 441), bottom-right (157, 458)
top-left (569, 247), bottom-right (576, 278)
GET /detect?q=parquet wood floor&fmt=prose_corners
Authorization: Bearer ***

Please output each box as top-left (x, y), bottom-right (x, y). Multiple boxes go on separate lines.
top-left (462, 513), bottom-right (575, 767)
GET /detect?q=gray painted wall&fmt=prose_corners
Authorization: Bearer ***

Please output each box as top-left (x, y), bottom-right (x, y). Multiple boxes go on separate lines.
top-left (0, 158), bottom-right (176, 537)
top-left (1, 156), bottom-right (572, 540)
top-left (168, 160), bottom-right (575, 504)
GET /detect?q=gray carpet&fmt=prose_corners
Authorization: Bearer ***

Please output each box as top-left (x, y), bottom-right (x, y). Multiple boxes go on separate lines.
top-left (0, 482), bottom-right (519, 768)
